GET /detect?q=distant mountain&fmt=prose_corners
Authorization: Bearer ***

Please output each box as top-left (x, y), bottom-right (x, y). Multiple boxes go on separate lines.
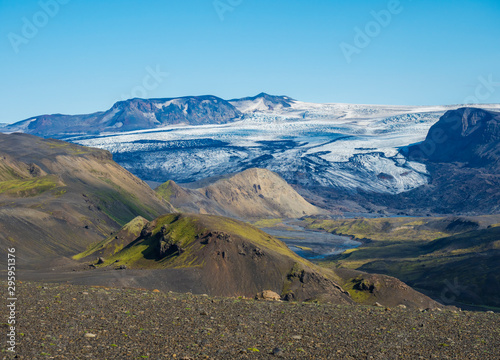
top-left (74, 213), bottom-right (353, 303)
top-left (394, 107), bottom-right (500, 214)
top-left (306, 107), bottom-right (500, 215)
top-left (229, 92), bottom-right (295, 112)
top-left (1, 95), bottom-right (243, 138)
top-left (3, 95), bottom-right (500, 215)
top-left (0, 93), bottom-right (297, 139)
top-left (407, 107), bottom-right (500, 167)
top-left (0, 133), bottom-right (174, 266)
top-left (156, 168), bottom-right (323, 219)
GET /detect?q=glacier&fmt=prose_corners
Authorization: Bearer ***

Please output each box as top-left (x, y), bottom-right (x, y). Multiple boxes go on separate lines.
top-left (70, 99), bottom-right (500, 195)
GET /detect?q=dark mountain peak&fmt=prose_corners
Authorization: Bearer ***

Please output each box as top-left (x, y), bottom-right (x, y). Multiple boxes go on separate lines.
top-left (442, 107), bottom-right (495, 136)
top-left (407, 107), bottom-right (500, 166)
top-left (111, 98), bottom-right (158, 114)
top-left (111, 95), bottom-right (226, 110)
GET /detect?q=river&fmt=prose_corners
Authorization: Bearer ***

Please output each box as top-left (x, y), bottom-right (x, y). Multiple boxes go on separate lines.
top-left (260, 221), bottom-right (361, 260)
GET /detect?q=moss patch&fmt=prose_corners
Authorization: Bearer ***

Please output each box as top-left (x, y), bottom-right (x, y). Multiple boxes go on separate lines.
top-left (79, 213), bottom-right (313, 271)
top-left (252, 218), bottom-right (284, 228)
top-left (0, 175), bottom-right (61, 197)
top-left (304, 217), bottom-right (454, 242)
top-left (156, 181), bottom-right (175, 202)
top-left (73, 216), bottom-right (148, 260)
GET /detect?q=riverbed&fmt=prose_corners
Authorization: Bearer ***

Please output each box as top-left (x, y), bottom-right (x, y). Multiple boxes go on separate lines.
top-left (260, 221), bottom-right (361, 260)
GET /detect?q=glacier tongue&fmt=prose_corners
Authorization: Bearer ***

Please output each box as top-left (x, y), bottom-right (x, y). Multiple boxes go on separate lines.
top-left (72, 101), bottom-right (500, 195)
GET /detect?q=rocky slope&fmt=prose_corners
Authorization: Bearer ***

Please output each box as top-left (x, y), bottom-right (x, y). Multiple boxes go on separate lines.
top-left (0, 133), bottom-right (174, 266)
top-left (156, 168), bottom-right (323, 219)
top-left (332, 268), bottom-right (446, 310)
top-left (397, 107), bottom-right (500, 214)
top-left (75, 213), bottom-right (352, 303)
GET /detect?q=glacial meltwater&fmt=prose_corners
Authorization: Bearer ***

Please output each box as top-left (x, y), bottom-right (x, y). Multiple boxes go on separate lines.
top-left (260, 222), bottom-right (361, 260)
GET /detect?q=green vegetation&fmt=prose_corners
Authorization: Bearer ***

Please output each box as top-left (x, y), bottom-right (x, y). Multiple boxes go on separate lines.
top-left (45, 140), bottom-right (92, 155)
top-left (294, 245), bottom-right (313, 251)
top-left (304, 217), bottom-right (453, 242)
top-left (252, 218), bottom-right (284, 228)
top-left (73, 217), bottom-right (148, 260)
top-left (0, 163), bottom-right (26, 181)
top-left (76, 213), bottom-right (312, 270)
top-left (0, 175), bottom-right (61, 197)
top-left (77, 214), bottom-right (204, 268)
top-left (317, 221), bottom-right (500, 309)
top-left (340, 276), bottom-right (377, 304)
top-left (156, 181), bottom-right (175, 202)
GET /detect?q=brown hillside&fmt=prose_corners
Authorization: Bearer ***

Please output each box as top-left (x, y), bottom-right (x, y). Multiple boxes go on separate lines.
top-left (0, 133), bottom-right (174, 266)
top-left (157, 168), bottom-right (323, 219)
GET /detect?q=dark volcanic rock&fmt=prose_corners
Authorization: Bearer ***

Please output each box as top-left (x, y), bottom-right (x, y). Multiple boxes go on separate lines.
top-left (407, 107), bottom-right (500, 167)
top-left (75, 213), bottom-right (353, 303)
top-left (157, 225), bottom-right (185, 258)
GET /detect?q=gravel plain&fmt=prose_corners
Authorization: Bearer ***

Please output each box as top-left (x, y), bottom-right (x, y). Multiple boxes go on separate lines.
top-left (1, 281), bottom-right (499, 360)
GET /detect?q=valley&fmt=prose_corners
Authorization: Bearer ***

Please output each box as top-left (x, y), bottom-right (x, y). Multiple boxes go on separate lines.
top-left (3, 1), bottom-right (500, 357)
top-left (305, 216), bottom-right (500, 310)
top-left (0, 97), bottom-right (499, 359)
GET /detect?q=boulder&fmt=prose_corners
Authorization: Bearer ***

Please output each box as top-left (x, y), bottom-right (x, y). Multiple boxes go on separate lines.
top-left (255, 290), bottom-right (281, 301)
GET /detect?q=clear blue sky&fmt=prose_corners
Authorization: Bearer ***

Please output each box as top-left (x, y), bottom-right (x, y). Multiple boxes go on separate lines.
top-left (1, 0), bottom-right (499, 123)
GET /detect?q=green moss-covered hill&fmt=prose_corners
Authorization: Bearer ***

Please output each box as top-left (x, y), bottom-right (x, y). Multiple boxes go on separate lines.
top-left (75, 213), bottom-right (353, 303)
top-left (0, 133), bottom-right (174, 265)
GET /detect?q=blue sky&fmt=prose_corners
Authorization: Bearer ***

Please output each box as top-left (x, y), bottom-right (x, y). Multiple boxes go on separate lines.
top-left (1, 0), bottom-right (499, 123)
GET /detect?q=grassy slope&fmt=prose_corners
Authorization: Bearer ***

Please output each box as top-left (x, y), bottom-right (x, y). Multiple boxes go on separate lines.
top-left (73, 213), bottom-right (353, 302)
top-left (79, 213), bottom-right (311, 269)
top-left (73, 216), bottom-right (149, 260)
top-left (304, 217), bottom-right (454, 242)
top-left (156, 180), bottom-right (174, 202)
top-left (0, 175), bottom-right (61, 197)
top-left (0, 133), bottom-right (173, 263)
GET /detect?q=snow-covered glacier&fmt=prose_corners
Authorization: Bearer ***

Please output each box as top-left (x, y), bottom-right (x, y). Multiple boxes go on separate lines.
top-left (71, 100), bottom-right (500, 194)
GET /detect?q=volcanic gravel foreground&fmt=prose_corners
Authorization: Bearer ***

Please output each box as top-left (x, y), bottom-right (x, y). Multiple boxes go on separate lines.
top-left (1, 282), bottom-right (499, 359)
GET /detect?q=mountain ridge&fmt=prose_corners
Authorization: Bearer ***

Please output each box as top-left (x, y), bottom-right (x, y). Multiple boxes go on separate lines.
top-left (0, 93), bottom-right (296, 138)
